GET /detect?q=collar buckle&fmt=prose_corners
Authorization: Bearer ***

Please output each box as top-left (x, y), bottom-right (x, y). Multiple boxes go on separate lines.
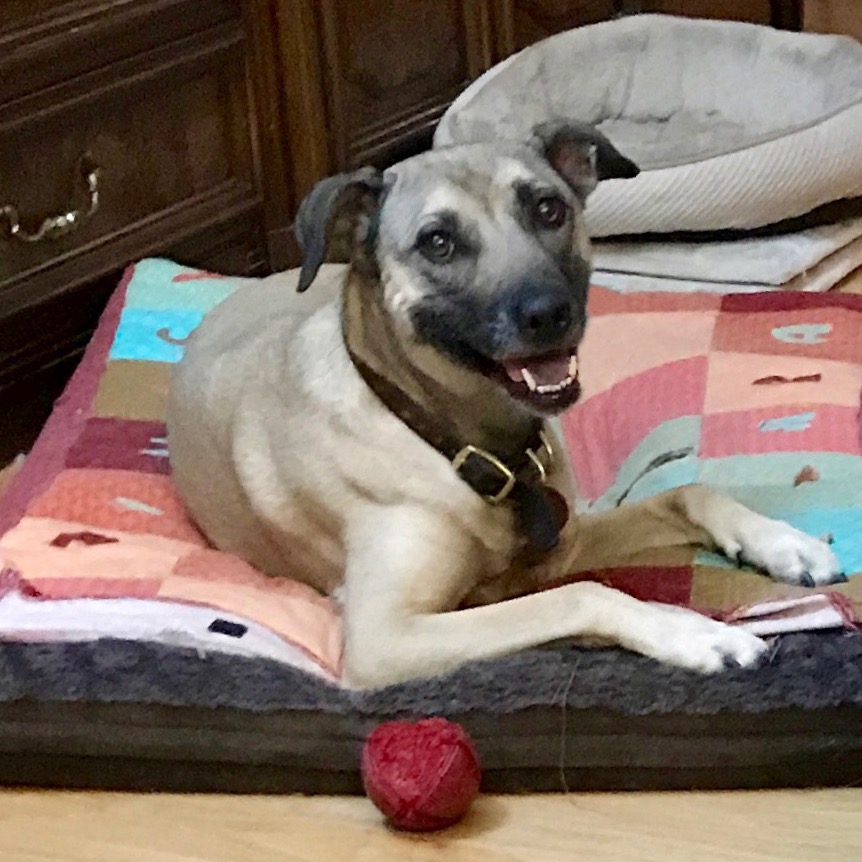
top-left (452, 430), bottom-right (554, 505)
top-left (452, 445), bottom-right (516, 504)
top-left (526, 430), bottom-right (554, 483)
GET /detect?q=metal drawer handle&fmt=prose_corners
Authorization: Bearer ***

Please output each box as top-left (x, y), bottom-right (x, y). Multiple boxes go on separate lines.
top-left (1, 157), bottom-right (101, 243)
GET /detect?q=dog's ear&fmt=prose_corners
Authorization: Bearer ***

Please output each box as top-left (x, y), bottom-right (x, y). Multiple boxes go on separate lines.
top-left (294, 166), bottom-right (385, 293)
top-left (532, 120), bottom-right (640, 201)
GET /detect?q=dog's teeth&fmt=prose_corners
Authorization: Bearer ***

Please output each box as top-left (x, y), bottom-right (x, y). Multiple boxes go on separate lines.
top-left (534, 375), bottom-right (575, 395)
top-left (535, 376), bottom-right (574, 395)
top-left (521, 361), bottom-right (578, 396)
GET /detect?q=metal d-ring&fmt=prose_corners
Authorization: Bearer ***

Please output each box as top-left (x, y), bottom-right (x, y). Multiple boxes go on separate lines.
top-left (1, 157), bottom-right (101, 243)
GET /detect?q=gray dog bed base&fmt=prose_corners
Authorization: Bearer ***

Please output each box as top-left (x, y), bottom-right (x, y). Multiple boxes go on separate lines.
top-left (2, 633), bottom-right (861, 794)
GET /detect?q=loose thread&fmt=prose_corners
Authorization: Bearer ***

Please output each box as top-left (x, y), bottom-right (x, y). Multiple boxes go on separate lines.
top-left (556, 666), bottom-right (578, 794)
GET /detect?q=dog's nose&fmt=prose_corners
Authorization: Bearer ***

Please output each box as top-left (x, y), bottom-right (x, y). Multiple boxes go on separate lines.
top-left (512, 291), bottom-right (575, 349)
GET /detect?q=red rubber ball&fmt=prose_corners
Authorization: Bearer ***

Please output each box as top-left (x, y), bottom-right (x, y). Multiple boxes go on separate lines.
top-left (361, 717), bottom-right (482, 831)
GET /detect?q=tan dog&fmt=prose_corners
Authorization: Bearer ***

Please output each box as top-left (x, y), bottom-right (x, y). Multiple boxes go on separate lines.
top-left (167, 123), bottom-right (841, 688)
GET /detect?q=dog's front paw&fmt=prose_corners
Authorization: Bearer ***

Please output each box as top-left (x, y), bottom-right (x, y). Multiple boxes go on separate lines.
top-left (632, 606), bottom-right (767, 674)
top-left (722, 516), bottom-right (843, 587)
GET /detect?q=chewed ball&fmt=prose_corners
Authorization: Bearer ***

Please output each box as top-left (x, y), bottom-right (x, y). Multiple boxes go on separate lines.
top-left (361, 717), bottom-right (482, 831)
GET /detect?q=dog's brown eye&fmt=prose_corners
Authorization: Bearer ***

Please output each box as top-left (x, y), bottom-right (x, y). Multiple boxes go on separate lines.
top-left (418, 229), bottom-right (456, 263)
top-left (534, 195), bottom-right (568, 229)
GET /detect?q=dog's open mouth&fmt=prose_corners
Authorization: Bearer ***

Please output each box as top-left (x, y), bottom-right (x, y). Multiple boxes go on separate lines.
top-left (494, 348), bottom-right (581, 413)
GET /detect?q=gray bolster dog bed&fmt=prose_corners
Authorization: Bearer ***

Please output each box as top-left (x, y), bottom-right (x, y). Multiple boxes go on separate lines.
top-left (435, 15), bottom-right (862, 236)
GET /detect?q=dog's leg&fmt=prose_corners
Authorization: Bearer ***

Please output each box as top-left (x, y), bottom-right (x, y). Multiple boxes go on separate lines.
top-left (563, 484), bottom-right (841, 586)
top-left (340, 504), bottom-right (767, 688)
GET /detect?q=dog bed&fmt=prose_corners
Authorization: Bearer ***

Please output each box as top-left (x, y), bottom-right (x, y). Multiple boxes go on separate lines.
top-left (434, 15), bottom-right (862, 236)
top-left (0, 259), bottom-right (860, 794)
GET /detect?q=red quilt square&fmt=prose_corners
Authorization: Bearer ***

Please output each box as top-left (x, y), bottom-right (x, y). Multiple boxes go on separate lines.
top-left (560, 566), bottom-right (694, 607)
top-left (700, 404), bottom-right (862, 458)
top-left (66, 418), bottom-right (169, 474)
top-left (25, 469), bottom-right (205, 544)
top-left (588, 285), bottom-right (721, 316)
top-left (712, 306), bottom-right (862, 363)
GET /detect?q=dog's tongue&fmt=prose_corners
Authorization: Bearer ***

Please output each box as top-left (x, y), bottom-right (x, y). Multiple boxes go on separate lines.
top-left (503, 353), bottom-right (573, 385)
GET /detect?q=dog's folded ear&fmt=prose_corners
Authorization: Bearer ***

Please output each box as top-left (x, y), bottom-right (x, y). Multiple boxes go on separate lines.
top-left (532, 120), bottom-right (640, 202)
top-left (294, 166), bottom-right (385, 293)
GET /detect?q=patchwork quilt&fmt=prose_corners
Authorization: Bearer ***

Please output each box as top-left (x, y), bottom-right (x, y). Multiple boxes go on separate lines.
top-left (0, 259), bottom-right (859, 686)
top-left (561, 285), bottom-right (862, 623)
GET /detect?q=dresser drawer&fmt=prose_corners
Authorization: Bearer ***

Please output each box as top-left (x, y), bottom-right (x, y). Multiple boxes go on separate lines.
top-left (0, 8), bottom-right (268, 458)
top-left (0, 0), bottom-right (243, 104)
top-left (0, 22), bottom-right (263, 317)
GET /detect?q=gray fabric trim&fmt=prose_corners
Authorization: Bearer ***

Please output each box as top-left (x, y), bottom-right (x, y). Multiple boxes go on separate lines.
top-left (2, 633), bottom-right (860, 716)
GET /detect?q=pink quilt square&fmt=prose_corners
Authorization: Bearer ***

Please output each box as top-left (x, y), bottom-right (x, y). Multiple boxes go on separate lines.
top-left (563, 355), bottom-right (708, 499)
top-left (579, 311), bottom-right (717, 400)
top-left (0, 516), bottom-right (199, 596)
top-left (165, 549), bottom-right (342, 676)
top-left (700, 404), bottom-right (862, 458)
top-left (704, 353), bottom-right (862, 414)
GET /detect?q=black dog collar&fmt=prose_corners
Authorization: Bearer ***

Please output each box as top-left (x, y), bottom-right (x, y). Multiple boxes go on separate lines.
top-left (347, 348), bottom-right (569, 552)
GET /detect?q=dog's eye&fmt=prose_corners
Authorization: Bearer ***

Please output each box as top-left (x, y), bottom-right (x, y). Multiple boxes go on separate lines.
top-left (417, 229), bottom-right (456, 263)
top-left (534, 195), bottom-right (568, 229)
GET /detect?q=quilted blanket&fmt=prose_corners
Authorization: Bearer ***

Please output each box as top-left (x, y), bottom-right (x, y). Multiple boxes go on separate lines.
top-left (561, 283), bottom-right (862, 627)
top-left (0, 259), bottom-right (859, 685)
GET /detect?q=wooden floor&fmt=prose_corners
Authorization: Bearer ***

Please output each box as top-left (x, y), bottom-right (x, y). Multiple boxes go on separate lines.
top-left (0, 787), bottom-right (858, 861)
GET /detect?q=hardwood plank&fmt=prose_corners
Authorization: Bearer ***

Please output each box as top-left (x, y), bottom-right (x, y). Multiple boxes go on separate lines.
top-left (0, 789), bottom-right (858, 861)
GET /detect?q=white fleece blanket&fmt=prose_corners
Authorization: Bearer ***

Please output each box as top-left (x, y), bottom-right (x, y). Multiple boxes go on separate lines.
top-left (593, 216), bottom-right (862, 293)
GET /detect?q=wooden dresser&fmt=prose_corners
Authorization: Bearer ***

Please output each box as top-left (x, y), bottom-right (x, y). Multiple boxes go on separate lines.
top-left (0, 0), bottom-right (802, 463)
top-left (0, 0), bottom-right (273, 462)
